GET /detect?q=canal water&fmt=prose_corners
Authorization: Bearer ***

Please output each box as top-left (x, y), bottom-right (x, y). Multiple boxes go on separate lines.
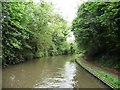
top-left (3, 55), bottom-right (110, 88)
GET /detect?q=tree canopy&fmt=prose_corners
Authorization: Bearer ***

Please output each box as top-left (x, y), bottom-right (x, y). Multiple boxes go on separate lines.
top-left (72, 2), bottom-right (120, 71)
top-left (2, 1), bottom-right (75, 66)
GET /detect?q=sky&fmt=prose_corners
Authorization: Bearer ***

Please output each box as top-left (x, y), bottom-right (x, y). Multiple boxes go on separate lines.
top-left (45, 0), bottom-right (87, 23)
top-left (34, 0), bottom-right (87, 23)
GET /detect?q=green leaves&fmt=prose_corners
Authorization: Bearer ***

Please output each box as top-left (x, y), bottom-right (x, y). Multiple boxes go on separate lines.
top-left (9, 37), bottom-right (21, 49)
top-left (72, 2), bottom-right (120, 72)
top-left (2, 2), bottom-right (34, 65)
top-left (2, 1), bottom-right (71, 66)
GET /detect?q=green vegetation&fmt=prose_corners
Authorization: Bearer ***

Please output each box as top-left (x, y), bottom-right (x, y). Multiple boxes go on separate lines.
top-left (72, 2), bottom-right (120, 71)
top-left (2, 1), bottom-right (76, 67)
top-left (76, 59), bottom-right (120, 88)
top-left (1, 0), bottom-right (120, 88)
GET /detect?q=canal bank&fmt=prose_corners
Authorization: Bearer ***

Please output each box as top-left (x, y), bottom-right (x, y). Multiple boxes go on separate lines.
top-left (75, 57), bottom-right (119, 89)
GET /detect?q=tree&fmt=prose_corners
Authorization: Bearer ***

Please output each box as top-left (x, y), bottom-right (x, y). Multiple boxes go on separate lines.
top-left (72, 2), bottom-right (120, 70)
top-left (2, 1), bottom-right (71, 66)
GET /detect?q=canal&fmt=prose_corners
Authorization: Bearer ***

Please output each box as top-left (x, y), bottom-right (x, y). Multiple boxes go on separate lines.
top-left (3, 55), bottom-right (110, 88)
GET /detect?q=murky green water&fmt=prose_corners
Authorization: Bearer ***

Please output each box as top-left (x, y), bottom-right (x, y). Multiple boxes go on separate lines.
top-left (3, 55), bottom-right (110, 88)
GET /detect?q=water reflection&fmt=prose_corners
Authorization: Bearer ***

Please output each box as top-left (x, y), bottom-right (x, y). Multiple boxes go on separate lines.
top-left (59, 62), bottom-right (76, 88)
top-left (34, 61), bottom-right (76, 88)
top-left (3, 56), bottom-right (109, 88)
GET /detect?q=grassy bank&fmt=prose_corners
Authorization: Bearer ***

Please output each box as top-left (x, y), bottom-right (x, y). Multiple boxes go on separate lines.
top-left (75, 56), bottom-right (120, 89)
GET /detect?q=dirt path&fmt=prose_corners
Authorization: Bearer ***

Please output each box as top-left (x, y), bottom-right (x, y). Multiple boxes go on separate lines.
top-left (80, 56), bottom-right (119, 79)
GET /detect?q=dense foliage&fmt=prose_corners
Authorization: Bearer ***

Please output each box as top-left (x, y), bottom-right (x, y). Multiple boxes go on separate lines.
top-left (72, 2), bottom-right (120, 71)
top-left (2, 1), bottom-right (75, 67)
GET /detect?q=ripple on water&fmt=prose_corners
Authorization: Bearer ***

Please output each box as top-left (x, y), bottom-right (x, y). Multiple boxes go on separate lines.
top-left (3, 56), bottom-right (108, 88)
top-left (34, 61), bottom-right (76, 88)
